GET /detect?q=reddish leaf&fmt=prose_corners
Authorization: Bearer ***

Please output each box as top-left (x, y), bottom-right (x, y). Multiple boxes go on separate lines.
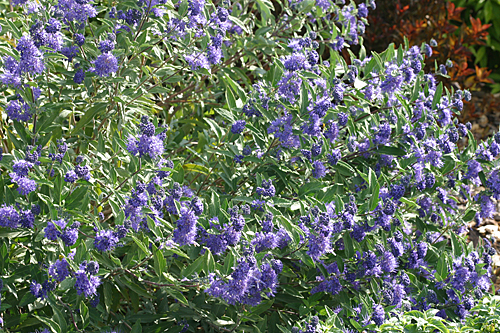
top-left (447, 2), bottom-right (465, 21)
top-left (470, 16), bottom-right (491, 36)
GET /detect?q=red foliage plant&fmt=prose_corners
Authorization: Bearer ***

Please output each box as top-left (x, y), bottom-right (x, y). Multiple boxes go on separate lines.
top-left (364, 0), bottom-right (493, 91)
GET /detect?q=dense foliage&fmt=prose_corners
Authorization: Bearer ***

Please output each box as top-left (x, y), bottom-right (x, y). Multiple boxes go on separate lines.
top-left (365, 0), bottom-right (494, 90)
top-left (0, 0), bottom-right (499, 332)
top-left (451, 0), bottom-right (500, 91)
top-left (363, 0), bottom-right (500, 135)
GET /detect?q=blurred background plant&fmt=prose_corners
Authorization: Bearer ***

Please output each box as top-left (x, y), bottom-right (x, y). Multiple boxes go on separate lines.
top-left (363, 0), bottom-right (500, 140)
top-left (452, 0), bottom-right (500, 89)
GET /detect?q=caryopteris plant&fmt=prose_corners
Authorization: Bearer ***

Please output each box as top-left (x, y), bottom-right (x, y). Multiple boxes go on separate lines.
top-left (0, 0), bottom-right (498, 332)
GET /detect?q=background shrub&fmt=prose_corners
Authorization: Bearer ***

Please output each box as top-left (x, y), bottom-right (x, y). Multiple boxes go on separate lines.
top-left (363, 0), bottom-right (500, 139)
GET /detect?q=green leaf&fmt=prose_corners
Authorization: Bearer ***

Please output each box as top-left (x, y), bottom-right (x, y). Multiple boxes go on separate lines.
top-left (431, 82), bottom-right (443, 110)
top-left (372, 52), bottom-right (384, 73)
top-left (479, 171), bottom-right (488, 187)
top-left (399, 197), bottom-right (416, 207)
top-left (296, 0), bottom-right (315, 13)
top-left (79, 301), bottom-right (89, 328)
top-left (334, 161), bottom-right (355, 176)
top-left (5, 19), bottom-right (21, 39)
top-left (0, 46), bottom-right (17, 59)
top-left (383, 43), bottom-right (395, 63)
top-left (406, 310), bottom-right (424, 318)
top-left (131, 319), bottom-right (142, 333)
top-left (300, 81), bottom-right (308, 115)
top-left (180, 252), bottom-right (205, 278)
top-left (223, 74), bottom-right (247, 102)
top-left (13, 120), bottom-right (30, 144)
top-left (411, 75), bottom-right (421, 102)
top-left (33, 315), bottom-right (61, 333)
top-left (205, 250), bottom-right (215, 273)
top-left (153, 244), bottom-right (166, 277)
top-left (344, 233), bottom-right (355, 258)
top-left (467, 128), bottom-right (477, 152)
top-left (369, 182), bottom-right (380, 211)
top-left (428, 318), bottom-right (449, 333)
top-left (175, 0), bottom-right (187, 15)
top-left (65, 185), bottom-right (88, 209)
top-left (104, 282), bottom-right (113, 313)
top-left (164, 246), bottom-right (189, 259)
top-left (19, 292), bottom-right (36, 307)
top-left (229, 16), bottom-right (249, 34)
top-left (403, 324), bottom-right (420, 333)
top-left (475, 46), bottom-right (487, 65)
top-left (8, 128), bottom-right (24, 149)
top-left (120, 277), bottom-right (153, 299)
top-left (377, 146), bottom-right (406, 156)
top-left (368, 168), bottom-right (377, 191)
top-left (166, 287), bottom-right (188, 305)
top-left (53, 173), bottom-right (62, 205)
top-left (485, 1), bottom-right (493, 23)
top-left (256, 0), bottom-right (273, 22)
top-left (225, 86), bottom-right (237, 111)
top-left (364, 57), bottom-right (378, 76)
top-left (450, 232), bottom-right (462, 257)
top-left (222, 249), bottom-right (235, 275)
top-left (296, 250), bottom-right (315, 267)
top-left (172, 162), bottom-right (185, 183)
top-left (440, 158), bottom-right (456, 175)
top-left (215, 107), bottom-right (236, 123)
top-left (298, 181), bottom-right (323, 198)
top-left (49, 298), bottom-right (68, 333)
top-left (436, 255), bottom-right (447, 281)
top-left (252, 299), bottom-right (274, 315)
top-left (183, 163), bottom-right (209, 175)
top-left (131, 236), bottom-right (150, 256)
top-left (350, 318), bottom-right (363, 330)
top-left (71, 103), bottom-right (107, 134)
top-left (463, 209), bottom-right (476, 222)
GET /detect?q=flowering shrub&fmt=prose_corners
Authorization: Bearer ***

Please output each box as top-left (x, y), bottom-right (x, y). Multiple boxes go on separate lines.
top-left (0, 0), bottom-right (499, 332)
top-left (365, 0), bottom-right (494, 91)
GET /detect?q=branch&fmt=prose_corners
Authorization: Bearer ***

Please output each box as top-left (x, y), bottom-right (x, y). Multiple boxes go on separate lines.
top-left (58, 297), bottom-right (81, 332)
top-left (123, 269), bottom-right (200, 288)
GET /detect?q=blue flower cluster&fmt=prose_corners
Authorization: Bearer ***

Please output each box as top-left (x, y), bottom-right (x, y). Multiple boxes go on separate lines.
top-left (44, 219), bottom-right (80, 246)
top-left (10, 156), bottom-right (38, 195)
top-left (230, 120), bottom-right (246, 135)
top-left (291, 316), bottom-right (319, 333)
top-left (30, 279), bottom-right (56, 300)
top-left (1, 35), bottom-right (44, 88)
top-left (94, 229), bottom-right (121, 252)
top-left (120, 150), bottom-right (207, 250)
top-left (91, 49), bottom-right (118, 78)
top-left (173, 206), bottom-right (201, 246)
top-left (183, 1), bottom-right (232, 70)
top-left (33, 254), bottom-right (101, 301)
top-left (0, 1), bottom-right (96, 121)
top-left (64, 159), bottom-right (91, 183)
top-left (75, 260), bottom-right (101, 298)
top-left (55, 0), bottom-right (97, 23)
top-left (30, 18), bottom-right (64, 52)
top-left (0, 204), bottom-right (38, 229)
top-left (252, 212), bottom-right (291, 252)
top-left (127, 116), bottom-right (166, 159)
top-left (206, 254), bottom-right (282, 306)
top-left (123, 179), bottom-right (162, 232)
